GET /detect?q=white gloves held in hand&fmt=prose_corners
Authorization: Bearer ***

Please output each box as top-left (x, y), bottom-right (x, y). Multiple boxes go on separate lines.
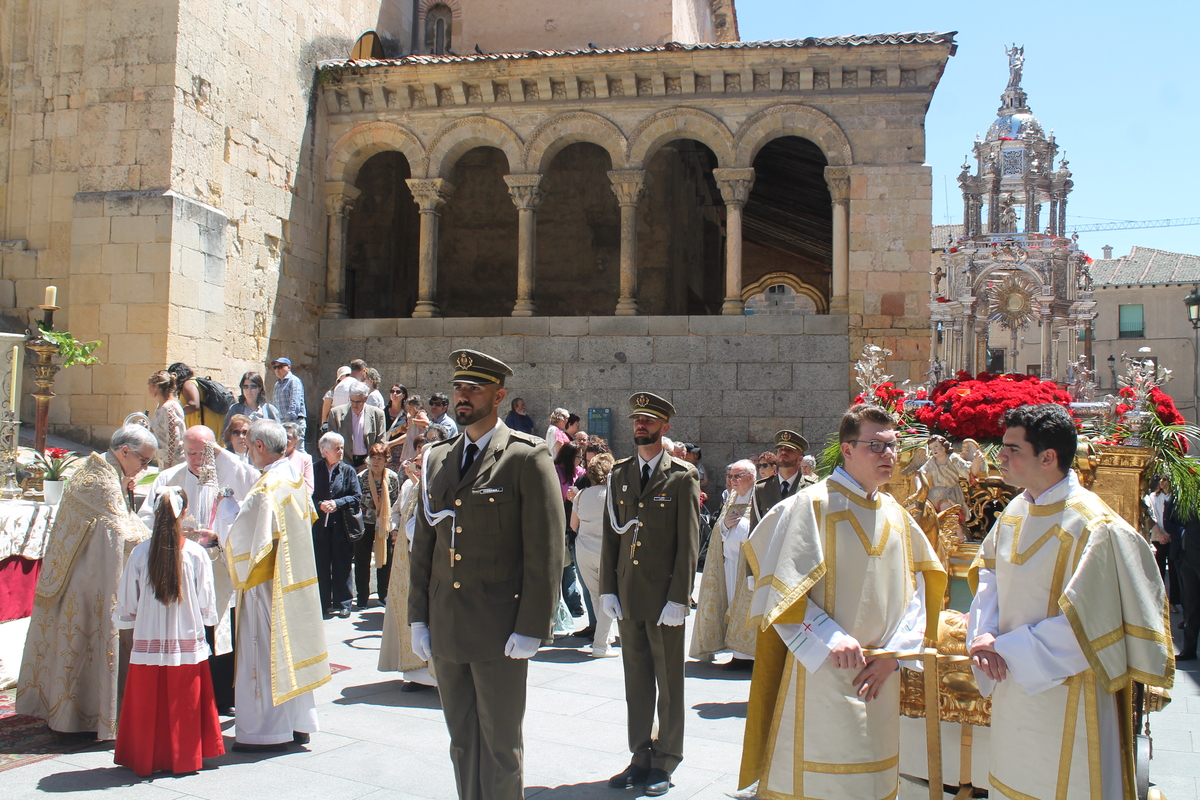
top-left (657, 601), bottom-right (686, 627)
top-left (504, 633), bottom-right (540, 659)
top-left (410, 623), bottom-right (431, 661)
top-left (601, 593), bottom-right (623, 621)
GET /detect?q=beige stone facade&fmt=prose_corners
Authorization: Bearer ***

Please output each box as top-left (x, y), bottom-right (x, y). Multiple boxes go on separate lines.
top-left (0, 0), bottom-right (952, 453)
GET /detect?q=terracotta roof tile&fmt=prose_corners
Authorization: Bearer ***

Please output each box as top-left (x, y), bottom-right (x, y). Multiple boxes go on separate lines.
top-left (319, 32), bottom-right (958, 68)
top-left (1090, 246), bottom-right (1200, 286)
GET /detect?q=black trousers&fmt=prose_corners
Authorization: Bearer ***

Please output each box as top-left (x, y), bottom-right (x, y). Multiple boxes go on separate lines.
top-left (1179, 542), bottom-right (1200, 655)
top-left (353, 523), bottom-right (394, 605)
top-left (313, 526), bottom-right (354, 611)
top-left (203, 608), bottom-right (236, 711)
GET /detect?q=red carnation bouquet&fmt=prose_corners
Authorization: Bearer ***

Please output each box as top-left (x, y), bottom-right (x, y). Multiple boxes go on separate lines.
top-left (912, 371), bottom-right (1075, 442)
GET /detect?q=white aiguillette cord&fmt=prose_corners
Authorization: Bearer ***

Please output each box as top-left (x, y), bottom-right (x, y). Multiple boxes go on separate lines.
top-left (421, 448), bottom-right (459, 563)
top-left (605, 472), bottom-right (640, 534)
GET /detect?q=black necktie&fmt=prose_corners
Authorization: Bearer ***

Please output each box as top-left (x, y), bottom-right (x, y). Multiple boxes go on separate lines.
top-left (641, 463), bottom-right (651, 491)
top-left (462, 443), bottom-right (479, 476)
top-left (780, 479), bottom-right (791, 498)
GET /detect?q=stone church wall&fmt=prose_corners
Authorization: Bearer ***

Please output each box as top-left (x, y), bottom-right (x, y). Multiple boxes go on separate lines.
top-left (318, 313), bottom-right (850, 467)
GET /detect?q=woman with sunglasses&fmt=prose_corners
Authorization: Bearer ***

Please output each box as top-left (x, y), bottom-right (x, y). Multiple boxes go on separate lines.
top-left (383, 385), bottom-right (407, 471)
top-left (223, 371), bottom-right (281, 433)
top-left (221, 414), bottom-right (252, 462)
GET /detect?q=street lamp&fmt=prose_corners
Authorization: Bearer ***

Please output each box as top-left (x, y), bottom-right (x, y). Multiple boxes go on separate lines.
top-left (1107, 354), bottom-right (1116, 390)
top-left (1183, 284), bottom-right (1200, 419)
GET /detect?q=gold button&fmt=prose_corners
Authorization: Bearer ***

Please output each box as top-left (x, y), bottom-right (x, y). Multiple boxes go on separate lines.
top-left (636, 541), bottom-right (642, 547)
top-left (455, 499), bottom-right (462, 507)
top-left (454, 553), bottom-right (462, 561)
top-left (638, 502), bottom-right (644, 508)
top-left (632, 559), bottom-right (639, 565)
top-left (513, 594), bottom-right (520, 599)
top-left (455, 526), bottom-right (463, 533)
top-left (453, 581), bottom-right (461, 589)
top-left (489, 498), bottom-right (495, 503)
top-left (620, 501), bottom-right (625, 505)
top-left (660, 504), bottom-right (665, 508)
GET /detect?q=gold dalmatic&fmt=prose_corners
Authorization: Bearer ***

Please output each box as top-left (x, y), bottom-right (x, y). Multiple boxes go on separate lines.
top-left (690, 492), bottom-right (755, 658)
top-left (740, 477), bottom-right (945, 800)
top-left (968, 483), bottom-right (1172, 800)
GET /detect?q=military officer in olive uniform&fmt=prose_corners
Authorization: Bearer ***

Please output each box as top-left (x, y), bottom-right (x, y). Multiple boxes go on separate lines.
top-left (748, 429), bottom-right (809, 528)
top-left (409, 349), bottom-right (565, 800)
top-left (600, 393), bottom-right (700, 797)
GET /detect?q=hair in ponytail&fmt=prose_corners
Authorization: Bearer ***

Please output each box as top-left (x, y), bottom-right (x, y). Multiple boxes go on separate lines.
top-left (148, 489), bottom-right (188, 604)
top-left (148, 369), bottom-right (177, 400)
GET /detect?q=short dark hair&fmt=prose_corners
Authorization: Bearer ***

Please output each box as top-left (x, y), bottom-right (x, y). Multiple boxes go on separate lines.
top-left (566, 413), bottom-right (581, 427)
top-left (838, 403), bottom-right (895, 443)
top-left (349, 359), bottom-right (367, 371)
top-left (430, 392), bottom-right (449, 407)
top-left (510, 397), bottom-right (524, 411)
top-left (1002, 403), bottom-right (1077, 475)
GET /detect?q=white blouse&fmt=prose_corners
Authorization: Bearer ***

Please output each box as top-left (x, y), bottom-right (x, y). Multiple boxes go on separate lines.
top-left (572, 484), bottom-right (607, 555)
top-left (113, 538), bottom-right (218, 666)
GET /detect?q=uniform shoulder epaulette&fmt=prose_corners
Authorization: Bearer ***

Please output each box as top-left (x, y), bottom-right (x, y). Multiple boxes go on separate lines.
top-left (507, 430), bottom-right (541, 446)
top-left (613, 455), bottom-right (635, 466)
top-left (671, 459), bottom-right (698, 476)
top-left (753, 476), bottom-right (772, 489)
top-left (429, 436), bottom-right (456, 450)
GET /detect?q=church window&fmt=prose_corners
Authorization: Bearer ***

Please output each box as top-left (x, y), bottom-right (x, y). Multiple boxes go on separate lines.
top-left (425, 4), bottom-right (453, 55)
top-left (1118, 304), bottom-right (1144, 338)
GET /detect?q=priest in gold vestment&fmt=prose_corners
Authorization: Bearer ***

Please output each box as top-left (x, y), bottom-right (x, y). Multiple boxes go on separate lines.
top-left (967, 404), bottom-right (1172, 800)
top-left (739, 405), bottom-right (945, 800)
top-left (16, 425), bottom-right (158, 739)
top-left (226, 419), bottom-right (329, 751)
top-left (690, 459), bottom-right (757, 664)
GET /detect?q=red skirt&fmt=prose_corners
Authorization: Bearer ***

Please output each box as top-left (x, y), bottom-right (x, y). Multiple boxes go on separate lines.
top-left (114, 662), bottom-right (225, 776)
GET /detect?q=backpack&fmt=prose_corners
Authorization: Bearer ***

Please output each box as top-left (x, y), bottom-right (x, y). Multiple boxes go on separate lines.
top-left (194, 376), bottom-right (235, 415)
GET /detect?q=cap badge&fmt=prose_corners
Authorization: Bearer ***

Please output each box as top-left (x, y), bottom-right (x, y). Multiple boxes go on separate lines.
top-left (634, 394), bottom-right (650, 408)
top-left (780, 432), bottom-right (792, 442)
top-left (456, 353), bottom-right (474, 371)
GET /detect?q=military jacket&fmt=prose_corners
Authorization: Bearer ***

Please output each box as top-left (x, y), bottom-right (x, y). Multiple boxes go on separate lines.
top-left (409, 422), bottom-right (564, 663)
top-left (749, 474), bottom-right (783, 529)
top-left (600, 452), bottom-right (700, 621)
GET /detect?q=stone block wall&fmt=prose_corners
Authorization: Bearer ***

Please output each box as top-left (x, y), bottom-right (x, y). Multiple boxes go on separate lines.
top-left (318, 314), bottom-right (851, 469)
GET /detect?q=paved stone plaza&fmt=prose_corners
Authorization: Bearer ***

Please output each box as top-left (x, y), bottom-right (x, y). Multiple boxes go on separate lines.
top-left (4, 609), bottom-right (1197, 799)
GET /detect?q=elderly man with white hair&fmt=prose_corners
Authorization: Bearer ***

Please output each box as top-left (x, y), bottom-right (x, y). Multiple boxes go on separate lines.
top-left (226, 419), bottom-right (328, 751)
top-left (800, 454), bottom-right (819, 486)
top-left (137, 424), bottom-right (260, 714)
top-left (17, 424), bottom-right (158, 739)
top-left (326, 379), bottom-right (386, 468)
top-left (311, 431), bottom-right (362, 617)
top-left (690, 459), bottom-right (757, 668)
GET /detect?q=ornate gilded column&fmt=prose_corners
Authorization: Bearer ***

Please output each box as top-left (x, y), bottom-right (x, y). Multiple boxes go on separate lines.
top-left (322, 182), bottom-right (360, 319)
top-left (405, 178), bottom-right (455, 318)
top-left (1039, 305), bottom-right (1054, 378)
top-left (825, 166), bottom-right (851, 314)
top-left (712, 167), bottom-right (755, 315)
top-left (504, 174), bottom-right (546, 317)
top-left (608, 170), bottom-right (646, 316)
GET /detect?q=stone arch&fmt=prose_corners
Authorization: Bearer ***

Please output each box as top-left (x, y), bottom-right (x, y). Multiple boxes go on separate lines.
top-left (733, 104), bottom-right (853, 168)
top-left (626, 108), bottom-right (735, 168)
top-left (971, 262), bottom-right (1047, 297)
top-left (427, 115), bottom-right (524, 178)
top-left (326, 122), bottom-right (425, 184)
top-left (742, 271), bottom-right (829, 314)
top-left (523, 112), bottom-right (628, 173)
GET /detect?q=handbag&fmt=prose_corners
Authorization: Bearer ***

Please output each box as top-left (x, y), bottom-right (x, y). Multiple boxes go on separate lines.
top-left (342, 504), bottom-right (366, 541)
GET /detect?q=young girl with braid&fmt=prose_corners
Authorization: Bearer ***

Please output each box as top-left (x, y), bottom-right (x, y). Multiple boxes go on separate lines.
top-left (113, 487), bottom-right (225, 776)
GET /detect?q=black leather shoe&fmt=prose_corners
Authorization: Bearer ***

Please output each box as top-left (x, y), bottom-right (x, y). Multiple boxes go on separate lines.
top-left (607, 764), bottom-right (649, 789)
top-left (1177, 650), bottom-right (1197, 661)
top-left (724, 657), bottom-right (754, 671)
top-left (232, 742), bottom-right (288, 753)
top-left (292, 731), bottom-right (310, 744)
top-left (644, 768), bottom-right (671, 796)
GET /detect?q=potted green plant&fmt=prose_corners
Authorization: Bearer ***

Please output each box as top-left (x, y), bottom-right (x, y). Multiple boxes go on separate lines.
top-left (32, 447), bottom-right (79, 504)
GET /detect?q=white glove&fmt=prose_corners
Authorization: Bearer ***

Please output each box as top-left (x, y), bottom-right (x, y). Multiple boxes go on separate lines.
top-left (601, 593), bottom-right (624, 621)
top-left (504, 632), bottom-right (540, 659)
top-left (410, 623), bottom-right (431, 662)
top-left (657, 600), bottom-right (686, 627)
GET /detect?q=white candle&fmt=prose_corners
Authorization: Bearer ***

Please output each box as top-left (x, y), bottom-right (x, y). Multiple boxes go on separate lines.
top-left (44, 285), bottom-right (57, 307)
top-left (9, 346), bottom-right (17, 413)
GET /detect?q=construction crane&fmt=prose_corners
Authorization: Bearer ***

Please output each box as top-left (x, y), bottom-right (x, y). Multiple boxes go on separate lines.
top-left (1069, 217), bottom-right (1200, 234)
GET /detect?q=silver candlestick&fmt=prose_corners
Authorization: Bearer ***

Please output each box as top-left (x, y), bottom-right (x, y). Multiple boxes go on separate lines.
top-left (0, 410), bottom-right (21, 499)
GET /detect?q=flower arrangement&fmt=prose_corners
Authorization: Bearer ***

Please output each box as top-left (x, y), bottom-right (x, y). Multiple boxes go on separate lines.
top-left (31, 447), bottom-right (79, 481)
top-left (913, 371), bottom-right (1076, 442)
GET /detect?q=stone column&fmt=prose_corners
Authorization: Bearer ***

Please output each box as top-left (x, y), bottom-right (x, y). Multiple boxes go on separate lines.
top-left (1039, 306), bottom-right (1054, 379)
top-left (608, 170), bottom-right (646, 316)
top-left (712, 167), bottom-right (756, 315)
top-left (322, 182), bottom-right (361, 319)
top-left (405, 178), bottom-right (455, 318)
top-left (504, 174), bottom-right (546, 317)
top-left (825, 166), bottom-right (851, 314)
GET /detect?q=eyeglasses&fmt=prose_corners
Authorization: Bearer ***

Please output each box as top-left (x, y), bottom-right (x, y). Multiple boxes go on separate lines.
top-left (230, 429), bottom-right (249, 437)
top-left (126, 447), bottom-right (153, 468)
top-left (848, 439), bottom-right (899, 454)
top-left (389, 389), bottom-right (404, 394)
top-left (430, 401), bottom-right (447, 407)
top-left (241, 384), bottom-right (256, 390)
top-left (730, 472), bottom-right (754, 479)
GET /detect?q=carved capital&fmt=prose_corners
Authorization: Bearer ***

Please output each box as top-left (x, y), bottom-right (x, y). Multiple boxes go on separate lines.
top-left (712, 167), bottom-right (756, 207)
top-left (405, 178), bottom-right (456, 212)
top-left (324, 181), bottom-right (361, 216)
top-left (607, 169), bottom-right (646, 206)
top-left (504, 174), bottom-right (546, 211)
top-left (823, 165), bottom-right (851, 203)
